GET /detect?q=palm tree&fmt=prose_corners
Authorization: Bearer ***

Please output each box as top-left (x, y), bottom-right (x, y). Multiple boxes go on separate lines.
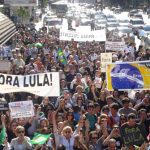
top-left (16, 7), bottom-right (30, 24)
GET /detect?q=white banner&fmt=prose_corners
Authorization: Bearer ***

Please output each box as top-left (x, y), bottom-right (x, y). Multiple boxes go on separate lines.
top-left (101, 53), bottom-right (112, 72)
top-left (4, 0), bottom-right (37, 6)
top-left (9, 101), bottom-right (34, 118)
top-left (105, 41), bottom-right (126, 51)
top-left (59, 29), bottom-right (106, 42)
top-left (0, 73), bottom-right (60, 96)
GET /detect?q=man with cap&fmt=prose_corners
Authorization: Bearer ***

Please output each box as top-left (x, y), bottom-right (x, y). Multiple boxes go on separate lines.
top-left (25, 57), bottom-right (38, 73)
top-left (118, 98), bottom-right (136, 117)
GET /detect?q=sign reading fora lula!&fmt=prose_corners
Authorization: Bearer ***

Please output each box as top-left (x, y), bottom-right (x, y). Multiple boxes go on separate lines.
top-left (0, 73), bottom-right (60, 96)
top-left (0, 74), bottom-right (52, 87)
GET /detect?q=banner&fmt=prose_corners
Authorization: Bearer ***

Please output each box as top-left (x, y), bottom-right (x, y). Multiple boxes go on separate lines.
top-left (120, 123), bottom-right (146, 146)
top-left (59, 29), bottom-right (106, 42)
top-left (9, 101), bottom-right (34, 118)
top-left (101, 53), bottom-right (112, 72)
top-left (0, 60), bottom-right (11, 72)
top-left (0, 73), bottom-right (60, 96)
top-left (4, 0), bottom-right (38, 6)
top-left (106, 61), bottom-right (150, 90)
top-left (105, 41), bottom-right (126, 51)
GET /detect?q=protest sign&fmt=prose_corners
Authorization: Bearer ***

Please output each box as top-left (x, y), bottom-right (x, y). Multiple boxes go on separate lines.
top-left (0, 101), bottom-right (8, 111)
top-left (9, 100), bottom-right (34, 118)
top-left (106, 61), bottom-right (150, 90)
top-left (0, 72), bottom-right (60, 96)
top-left (59, 29), bottom-right (106, 42)
top-left (105, 41), bottom-right (126, 51)
top-left (101, 53), bottom-right (112, 72)
top-left (0, 60), bottom-right (11, 72)
top-left (120, 123), bottom-right (146, 146)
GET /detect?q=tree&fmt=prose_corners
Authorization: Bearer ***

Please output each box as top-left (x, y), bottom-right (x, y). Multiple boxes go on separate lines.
top-left (16, 7), bottom-right (30, 24)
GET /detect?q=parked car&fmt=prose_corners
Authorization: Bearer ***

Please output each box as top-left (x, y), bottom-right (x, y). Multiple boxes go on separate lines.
top-left (45, 18), bottom-right (62, 29)
top-left (130, 19), bottom-right (144, 28)
top-left (133, 13), bottom-right (143, 20)
top-left (128, 9), bottom-right (138, 17)
top-left (117, 27), bottom-right (132, 37)
top-left (143, 25), bottom-right (150, 36)
top-left (119, 19), bottom-right (130, 27)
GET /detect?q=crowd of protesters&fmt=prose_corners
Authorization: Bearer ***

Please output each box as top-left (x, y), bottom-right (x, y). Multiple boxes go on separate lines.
top-left (0, 21), bottom-right (150, 150)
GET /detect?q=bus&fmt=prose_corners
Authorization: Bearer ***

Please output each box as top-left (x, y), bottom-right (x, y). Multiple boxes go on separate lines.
top-left (50, 1), bottom-right (68, 17)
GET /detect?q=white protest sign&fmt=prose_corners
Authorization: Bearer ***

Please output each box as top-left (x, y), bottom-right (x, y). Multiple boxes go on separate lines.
top-left (0, 60), bottom-right (11, 72)
top-left (0, 72), bottom-right (60, 96)
top-left (105, 41), bottom-right (126, 51)
top-left (9, 101), bottom-right (34, 118)
top-left (101, 53), bottom-right (112, 72)
top-left (59, 29), bottom-right (106, 42)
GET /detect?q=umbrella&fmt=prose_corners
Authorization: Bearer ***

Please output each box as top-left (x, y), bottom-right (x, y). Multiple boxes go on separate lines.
top-left (34, 43), bottom-right (43, 48)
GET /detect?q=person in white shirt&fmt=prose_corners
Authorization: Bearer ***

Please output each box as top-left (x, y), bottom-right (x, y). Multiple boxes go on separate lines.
top-left (52, 112), bottom-right (81, 150)
top-left (14, 54), bottom-right (25, 70)
top-left (89, 51), bottom-right (98, 62)
top-left (63, 46), bottom-right (70, 58)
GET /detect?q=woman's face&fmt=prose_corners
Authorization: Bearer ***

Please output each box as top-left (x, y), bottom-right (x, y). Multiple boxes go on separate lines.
top-left (43, 97), bottom-right (49, 105)
top-left (77, 97), bottom-right (83, 105)
top-left (40, 120), bottom-right (47, 128)
top-left (11, 122), bottom-right (17, 132)
top-left (64, 129), bottom-right (72, 139)
top-left (113, 91), bottom-right (118, 97)
top-left (100, 92), bottom-right (106, 98)
top-left (57, 115), bottom-right (64, 122)
top-left (120, 117), bottom-right (127, 125)
top-left (67, 113), bottom-right (73, 121)
top-left (60, 80), bottom-right (66, 87)
top-left (16, 129), bottom-right (25, 138)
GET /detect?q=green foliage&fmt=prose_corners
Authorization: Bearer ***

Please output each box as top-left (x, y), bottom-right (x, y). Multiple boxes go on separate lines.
top-left (16, 7), bottom-right (30, 23)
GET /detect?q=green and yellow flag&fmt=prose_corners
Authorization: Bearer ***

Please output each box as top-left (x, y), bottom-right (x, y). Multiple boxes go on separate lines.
top-left (57, 48), bottom-right (67, 65)
top-left (0, 126), bottom-right (6, 144)
top-left (30, 133), bottom-right (51, 145)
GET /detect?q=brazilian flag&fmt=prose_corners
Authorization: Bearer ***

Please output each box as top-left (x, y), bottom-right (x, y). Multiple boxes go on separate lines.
top-left (0, 126), bottom-right (6, 144)
top-left (57, 48), bottom-right (67, 65)
top-left (30, 133), bottom-right (52, 145)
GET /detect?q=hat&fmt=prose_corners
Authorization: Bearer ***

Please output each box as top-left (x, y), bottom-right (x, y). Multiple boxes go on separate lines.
top-left (112, 54), bottom-right (118, 58)
top-left (113, 124), bottom-right (119, 128)
top-left (16, 48), bottom-right (20, 51)
top-left (18, 53), bottom-right (22, 57)
top-left (63, 90), bottom-right (70, 94)
top-left (122, 98), bottom-right (130, 104)
top-left (12, 49), bottom-right (16, 53)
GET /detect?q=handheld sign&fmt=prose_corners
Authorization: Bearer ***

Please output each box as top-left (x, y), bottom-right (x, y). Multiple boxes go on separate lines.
top-left (101, 53), bottom-right (112, 72)
top-left (0, 100), bottom-right (8, 111)
top-left (9, 101), bottom-right (34, 119)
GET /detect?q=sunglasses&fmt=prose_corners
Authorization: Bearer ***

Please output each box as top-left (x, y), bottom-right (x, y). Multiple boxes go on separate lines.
top-left (68, 114), bottom-right (73, 116)
top-left (92, 136), bottom-right (98, 139)
top-left (113, 127), bottom-right (119, 129)
top-left (18, 130), bottom-right (24, 133)
top-left (65, 131), bottom-right (71, 134)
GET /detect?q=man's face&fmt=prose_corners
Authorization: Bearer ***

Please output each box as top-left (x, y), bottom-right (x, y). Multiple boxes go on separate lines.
top-left (123, 102), bottom-right (129, 108)
top-left (128, 118), bottom-right (136, 125)
top-left (140, 111), bottom-right (147, 120)
top-left (91, 133), bottom-right (98, 143)
top-left (88, 107), bottom-right (94, 114)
